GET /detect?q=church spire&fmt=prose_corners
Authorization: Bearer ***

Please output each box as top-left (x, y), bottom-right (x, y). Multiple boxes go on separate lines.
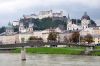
top-left (8, 22), bottom-right (12, 28)
top-left (68, 13), bottom-right (70, 20)
top-left (84, 12), bottom-right (87, 16)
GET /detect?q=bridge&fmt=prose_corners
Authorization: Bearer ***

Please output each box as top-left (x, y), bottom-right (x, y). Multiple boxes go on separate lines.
top-left (0, 41), bottom-right (99, 61)
top-left (0, 41), bottom-right (97, 48)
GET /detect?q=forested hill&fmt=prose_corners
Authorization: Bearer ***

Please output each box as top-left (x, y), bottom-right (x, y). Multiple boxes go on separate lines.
top-left (20, 17), bottom-right (67, 30)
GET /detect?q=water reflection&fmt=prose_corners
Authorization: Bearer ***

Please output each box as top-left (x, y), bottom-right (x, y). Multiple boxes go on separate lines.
top-left (0, 53), bottom-right (100, 66)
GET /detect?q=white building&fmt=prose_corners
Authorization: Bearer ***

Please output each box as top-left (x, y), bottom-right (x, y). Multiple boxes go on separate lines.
top-left (67, 12), bottom-right (96, 31)
top-left (6, 22), bottom-right (14, 34)
top-left (38, 10), bottom-right (53, 19)
top-left (38, 10), bottom-right (63, 19)
top-left (0, 26), bottom-right (69, 44)
top-left (23, 14), bottom-right (38, 19)
top-left (19, 22), bottom-right (34, 33)
top-left (22, 10), bottom-right (64, 19)
top-left (13, 21), bottom-right (19, 26)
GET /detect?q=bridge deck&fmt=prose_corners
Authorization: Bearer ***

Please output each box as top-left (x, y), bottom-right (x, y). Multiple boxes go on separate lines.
top-left (0, 42), bottom-right (97, 48)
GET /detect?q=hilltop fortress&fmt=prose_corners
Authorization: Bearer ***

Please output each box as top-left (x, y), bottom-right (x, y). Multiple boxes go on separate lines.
top-left (12, 10), bottom-right (96, 33)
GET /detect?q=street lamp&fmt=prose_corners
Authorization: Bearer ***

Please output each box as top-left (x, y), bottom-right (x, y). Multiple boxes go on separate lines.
top-left (79, 34), bottom-right (80, 45)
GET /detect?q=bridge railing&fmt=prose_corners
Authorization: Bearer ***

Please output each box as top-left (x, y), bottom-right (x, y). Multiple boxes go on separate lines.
top-left (0, 40), bottom-right (97, 48)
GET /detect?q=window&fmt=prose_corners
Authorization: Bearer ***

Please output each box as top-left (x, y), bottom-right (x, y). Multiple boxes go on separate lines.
top-left (77, 28), bottom-right (78, 30)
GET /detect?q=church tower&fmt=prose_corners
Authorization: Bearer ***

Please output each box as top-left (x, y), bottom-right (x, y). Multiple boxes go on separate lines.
top-left (28, 23), bottom-right (34, 33)
top-left (81, 12), bottom-right (90, 29)
top-left (19, 22), bottom-right (25, 33)
top-left (67, 14), bottom-right (72, 30)
top-left (67, 14), bottom-right (70, 22)
top-left (6, 22), bottom-right (14, 34)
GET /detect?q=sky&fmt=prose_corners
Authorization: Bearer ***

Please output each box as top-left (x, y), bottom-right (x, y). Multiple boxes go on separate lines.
top-left (0, 0), bottom-right (100, 26)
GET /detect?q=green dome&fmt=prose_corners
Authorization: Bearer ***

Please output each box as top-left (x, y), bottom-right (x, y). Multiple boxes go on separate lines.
top-left (6, 22), bottom-right (13, 28)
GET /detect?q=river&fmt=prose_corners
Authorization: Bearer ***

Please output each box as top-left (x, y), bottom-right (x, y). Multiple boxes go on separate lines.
top-left (0, 53), bottom-right (100, 66)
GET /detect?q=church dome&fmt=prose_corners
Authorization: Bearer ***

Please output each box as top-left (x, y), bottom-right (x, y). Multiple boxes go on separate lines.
top-left (81, 12), bottom-right (90, 20)
top-left (6, 22), bottom-right (13, 29)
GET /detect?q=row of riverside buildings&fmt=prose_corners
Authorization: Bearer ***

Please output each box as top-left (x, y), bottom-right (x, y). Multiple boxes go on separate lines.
top-left (0, 10), bottom-right (100, 44)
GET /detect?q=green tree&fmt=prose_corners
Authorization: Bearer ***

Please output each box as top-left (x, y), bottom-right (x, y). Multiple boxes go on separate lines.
top-left (13, 26), bottom-right (19, 32)
top-left (70, 31), bottom-right (80, 43)
top-left (80, 36), bottom-right (85, 43)
top-left (47, 32), bottom-right (57, 41)
top-left (84, 34), bottom-right (94, 44)
top-left (19, 17), bottom-right (67, 30)
top-left (0, 26), bottom-right (6, 34)
top-left (64, 36), bottom-right (70, 43)
top-left (28, 36), bottom-right (42, 40)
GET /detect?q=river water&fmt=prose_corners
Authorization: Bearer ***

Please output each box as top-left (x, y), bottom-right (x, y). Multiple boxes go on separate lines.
top-left (0, 53), bottom-right (100, 66)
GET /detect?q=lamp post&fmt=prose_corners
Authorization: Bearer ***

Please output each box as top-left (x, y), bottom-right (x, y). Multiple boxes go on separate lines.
top-left (79, 34), bottom-right (80, 45)
top-left (79, 30), bottom-right (82, 45)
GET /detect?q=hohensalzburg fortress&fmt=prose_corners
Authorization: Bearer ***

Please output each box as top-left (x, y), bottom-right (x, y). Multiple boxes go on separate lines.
top-left (22, 10), bottom-right (63, 19)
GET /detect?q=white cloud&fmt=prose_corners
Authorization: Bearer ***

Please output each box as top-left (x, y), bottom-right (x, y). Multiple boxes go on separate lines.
top-left (68, 0), bottom-right (100, 8)
top-left (0, 0), bottom-right (34, 13)
top-left (0, 0), bottom-right (99, 13)
top-left (95, 19), bottom-right (100, 26)
top-left (0, 0), bottom-right (99, 26)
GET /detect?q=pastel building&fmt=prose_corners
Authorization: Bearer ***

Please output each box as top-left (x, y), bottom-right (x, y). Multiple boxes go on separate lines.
top-left (80, 26), bottom-right (100, 44)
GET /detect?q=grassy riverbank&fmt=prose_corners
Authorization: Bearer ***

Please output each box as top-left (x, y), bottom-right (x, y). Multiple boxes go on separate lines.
top-left (91, 46), bottom-right (100, 56)
top-left (12, 47), bottom-right (85, 55)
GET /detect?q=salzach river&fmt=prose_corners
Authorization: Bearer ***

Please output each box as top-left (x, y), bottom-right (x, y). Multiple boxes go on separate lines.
top-left (0, 53), bottom-right (100, 66)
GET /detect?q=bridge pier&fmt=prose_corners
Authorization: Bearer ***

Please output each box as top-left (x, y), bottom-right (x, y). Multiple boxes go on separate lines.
top-left (21, 47), bottom-right (26, 61)
top-left (85, 46), bottom-right (94, 55)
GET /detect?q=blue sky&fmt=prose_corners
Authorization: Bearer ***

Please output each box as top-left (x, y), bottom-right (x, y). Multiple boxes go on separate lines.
top-left (0, 0), bottom-right (100, 26)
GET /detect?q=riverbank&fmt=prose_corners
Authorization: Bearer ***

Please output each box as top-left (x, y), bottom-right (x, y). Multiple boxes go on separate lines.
top-left (12, 47), bottom-right (85, 55)
top-left (90, 46), bottom-right (100, 56)
top-left (2, 47), bottom-right (100, 56)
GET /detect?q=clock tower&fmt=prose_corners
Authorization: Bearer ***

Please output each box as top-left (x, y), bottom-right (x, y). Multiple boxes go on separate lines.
top-left (81, 12), bottom-right (90, 29)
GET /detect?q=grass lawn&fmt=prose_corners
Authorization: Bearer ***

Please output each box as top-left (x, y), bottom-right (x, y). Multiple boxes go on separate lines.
top-left (95, 46), bottom-right (100, 49)
top-left (11, 46), bottom-right (100, 56)
top-left (91, 51), bottom-right (100, 56)
top-left (91, 46), bottom-right (100, 56)
top-left (12, 47), bottom-right (85, 55)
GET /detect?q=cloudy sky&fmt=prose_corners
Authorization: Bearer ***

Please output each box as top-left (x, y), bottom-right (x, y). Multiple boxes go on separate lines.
top-left (0, 0), bottom-right (100, 26)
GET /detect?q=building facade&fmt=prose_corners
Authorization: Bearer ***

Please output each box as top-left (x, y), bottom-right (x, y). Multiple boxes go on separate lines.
top-left (19, 22), bottom-right (34, 33)
top-left (80, 26), bottom-right (100, 44)
top-left (67, 12), bottom-right (96, 31)
top-left (20, 10), bottom-right (64, 19)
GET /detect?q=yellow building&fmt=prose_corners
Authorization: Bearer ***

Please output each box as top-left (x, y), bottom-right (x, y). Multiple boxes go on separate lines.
top-left (93, 35), bottom-right (100, 44)
top-left (80, 26), bottom-right (100, 44)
